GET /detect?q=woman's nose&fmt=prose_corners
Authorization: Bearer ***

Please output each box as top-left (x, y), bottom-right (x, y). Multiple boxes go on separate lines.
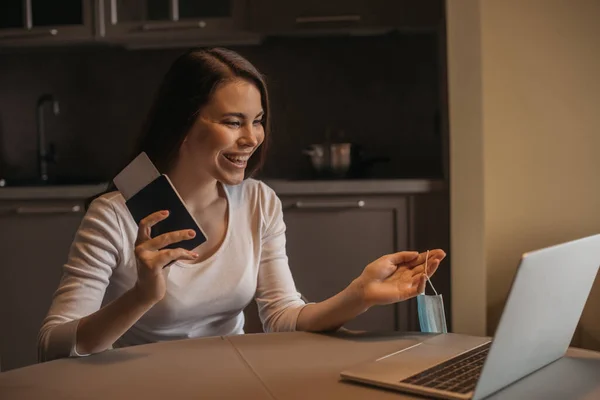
top-left (239, 124), bottom-right (259, 147)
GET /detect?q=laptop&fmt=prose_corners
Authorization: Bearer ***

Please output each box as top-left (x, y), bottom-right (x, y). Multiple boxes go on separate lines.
top-left (341, 234), bottom-right (600, 399)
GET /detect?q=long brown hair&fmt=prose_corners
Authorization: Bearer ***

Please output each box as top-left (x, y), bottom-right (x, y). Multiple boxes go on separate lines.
top-left (89, 48), bottom-right (270, 207)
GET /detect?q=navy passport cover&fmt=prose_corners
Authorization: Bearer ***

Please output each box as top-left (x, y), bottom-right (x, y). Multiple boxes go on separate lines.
top-left (125, 175), bottom-right (207, 250)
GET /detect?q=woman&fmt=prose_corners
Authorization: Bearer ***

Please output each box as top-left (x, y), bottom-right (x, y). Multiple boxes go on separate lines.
top-left (38, 48), bottom-right (446, 362)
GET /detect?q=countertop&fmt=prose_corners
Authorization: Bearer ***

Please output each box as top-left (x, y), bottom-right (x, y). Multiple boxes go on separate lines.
top-left (0, 179), bottom-right (446, 201)
top-left (263, 179), bottom-right (446, 196)
top-left (0, 183), bottom-right (109, 200)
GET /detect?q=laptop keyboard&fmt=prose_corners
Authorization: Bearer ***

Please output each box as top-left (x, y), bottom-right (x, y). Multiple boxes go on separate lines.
top-left (400, 342), bottom-right (492, 394)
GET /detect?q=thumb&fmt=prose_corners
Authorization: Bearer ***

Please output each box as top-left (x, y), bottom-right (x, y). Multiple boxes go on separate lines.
top-left (366, 260), bottom-right (398, 281)
top-left (386, 251), bottom-right (419, 265)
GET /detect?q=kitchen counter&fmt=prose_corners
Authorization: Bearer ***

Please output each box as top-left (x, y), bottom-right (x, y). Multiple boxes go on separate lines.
top-left (0, 179), bottom-right (445, 201)
top-left (263, 179), bottom-right (446, 196)
top-left (0, 183), bottom-right (109, 200)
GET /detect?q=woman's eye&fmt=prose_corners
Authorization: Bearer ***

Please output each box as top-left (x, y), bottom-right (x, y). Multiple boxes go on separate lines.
top-left (253, 119), bottom-right (263, 126)
top-left (224, 120), bottom-right (241, 128)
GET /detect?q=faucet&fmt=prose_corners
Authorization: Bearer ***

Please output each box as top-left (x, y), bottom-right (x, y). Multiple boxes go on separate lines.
top-left (36, 94), bottom-right (60, 182)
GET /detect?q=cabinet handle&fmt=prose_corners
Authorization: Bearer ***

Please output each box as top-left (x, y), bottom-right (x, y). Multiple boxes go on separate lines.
top-left (14, 205), bottom-right (82, 215)
top-left (139, 21), bottom-right (207, 32)
top-left (25, 0), bottom-right (32, 29)
top-left (0, 29), bottom-right (58, 40)
top-left (97, 0), bottom-right (106, 36)
top-left (109, 0), bottom-right (117, 25)
top-left (292, 200), bottom-right (366, 209)
top-left (169, 0), bottom-right (179, 21)
top-left (295, 15), bottom-right (362, 24)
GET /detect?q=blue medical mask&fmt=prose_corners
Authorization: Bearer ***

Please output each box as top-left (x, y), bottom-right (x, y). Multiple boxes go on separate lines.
top-left (417, 251), bottom-right (448, 333)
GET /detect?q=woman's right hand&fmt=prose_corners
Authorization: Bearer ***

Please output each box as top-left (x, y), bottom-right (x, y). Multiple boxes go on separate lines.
top-left (133, 210), bottom-right (198, 304)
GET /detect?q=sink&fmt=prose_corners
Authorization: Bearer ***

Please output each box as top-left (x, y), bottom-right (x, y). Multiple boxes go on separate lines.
top-left (0, 177), bottom-right (108, 188)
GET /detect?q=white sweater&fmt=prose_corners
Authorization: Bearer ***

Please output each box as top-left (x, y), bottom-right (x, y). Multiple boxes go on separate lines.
top-left (38, 179), bottom-right (307, 362)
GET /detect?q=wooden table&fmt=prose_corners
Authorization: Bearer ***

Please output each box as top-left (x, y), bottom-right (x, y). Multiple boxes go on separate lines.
top-left (1, 331), bottom-right (599, 399)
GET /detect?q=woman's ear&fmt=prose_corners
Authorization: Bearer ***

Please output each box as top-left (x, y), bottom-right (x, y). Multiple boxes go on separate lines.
top-left (177, 134), bottom-right (191, 159)
top-left (181, 129), bottom-right (194, 145)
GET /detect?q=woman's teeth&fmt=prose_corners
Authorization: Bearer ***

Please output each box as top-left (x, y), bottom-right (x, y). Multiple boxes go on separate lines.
top-left (224, 154), bottom-right (249, 165)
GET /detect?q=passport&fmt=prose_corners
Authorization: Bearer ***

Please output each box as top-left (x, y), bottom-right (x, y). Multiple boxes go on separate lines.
top-left (113, 152), bottom-right (207, 251)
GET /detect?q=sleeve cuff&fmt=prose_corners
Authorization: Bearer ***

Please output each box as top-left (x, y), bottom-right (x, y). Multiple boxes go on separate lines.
top-left (68, 319), bottom-right (92, 357)
top-left (44, 319), bottom-right (91, 359)
top-left (293, 302), bottom-right (315, 331)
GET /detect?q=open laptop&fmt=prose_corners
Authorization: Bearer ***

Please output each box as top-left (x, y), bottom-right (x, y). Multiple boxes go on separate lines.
top-left (341, 234), bottom-right (600, 399)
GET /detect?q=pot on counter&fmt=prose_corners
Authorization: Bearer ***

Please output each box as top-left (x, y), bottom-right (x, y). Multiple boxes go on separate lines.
top-left (302, 143), bottom-right (389, 179)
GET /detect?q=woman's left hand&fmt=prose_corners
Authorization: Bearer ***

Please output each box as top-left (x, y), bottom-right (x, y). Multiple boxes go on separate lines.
top-left (353, 249), bottom-right (446, 308)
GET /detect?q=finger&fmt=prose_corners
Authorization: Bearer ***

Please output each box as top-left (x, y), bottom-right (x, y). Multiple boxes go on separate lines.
top-left (405, 249), bottom-right (446, 268)
top-left (142, 229), bottom-right (197, 251)
top-left (414, 274), bottom-right (426, 294)
top-left (136, 210), bottom-right (170, 245)
top-left (386, 251), bottom-right (419, 265)
top-left (404, 252), bottom-right (428, 268)
top-left (376, 262), bottom-right (399, 281)
top-left (410, 259), bottom-right (441, 277)
top-left (429, 249), bottom-right (447, 261)
top-left (425, 259), bottom-right (441, 278)
top-left (153, 248), bottom-right (198, 268)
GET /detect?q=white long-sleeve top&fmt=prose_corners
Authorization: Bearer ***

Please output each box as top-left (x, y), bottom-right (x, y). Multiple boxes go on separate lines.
top-left (38, 179), bottom-right (307, 362)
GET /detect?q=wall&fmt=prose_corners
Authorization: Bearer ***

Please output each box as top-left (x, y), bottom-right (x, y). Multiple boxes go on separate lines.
top-left (0, 34), bottom-right (443, 183)
top-left (448, 0), bottom-right (600, 349)
top-left (446, 0), bottom-right (487, 336)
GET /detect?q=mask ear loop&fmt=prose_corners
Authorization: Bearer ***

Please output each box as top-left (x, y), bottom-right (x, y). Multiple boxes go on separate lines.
top-left (424, 250), bottom-right (439, 296)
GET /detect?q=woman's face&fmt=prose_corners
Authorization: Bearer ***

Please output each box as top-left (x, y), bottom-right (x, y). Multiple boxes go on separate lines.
top-left (180, 78), bottom-right (265, 186)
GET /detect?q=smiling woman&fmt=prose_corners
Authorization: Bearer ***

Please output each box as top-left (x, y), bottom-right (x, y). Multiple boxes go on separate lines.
top-left (177, 79), bottom-right (265, 186)
top-left (132, 48), bottom-right (270, 180)
top-left (37, 48), bottom-right (446, 362)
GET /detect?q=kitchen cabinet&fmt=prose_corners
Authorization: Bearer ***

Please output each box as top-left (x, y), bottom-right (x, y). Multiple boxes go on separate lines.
top-left (0, 0), bottom-right (445, 49)
top-left (97, 0), bottom-right (260, 47)
top-left (244, 0), bottom-right (444, 36)
top-left (0, 0), bottom-right (94, 46)
top-left (281, 194), bottom-right (411, 332)
top-left (0, 199), bottom-right (85, 371)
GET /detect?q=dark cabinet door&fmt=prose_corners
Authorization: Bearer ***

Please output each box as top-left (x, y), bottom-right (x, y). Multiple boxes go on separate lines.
top-left (100, 0), bottom-right (254, 44)
top-left (244, 0), bottom-right (443, 35)
top-left (107, 0), bottom-right (234, 24)
top-left (0, 0), bottom-right (93, 44)
top-left (280, 195), bottom-right (410, 332)
top-left (0, 0), bottom-right (24, 30)
top-left (30, 0), bottom-right (84, 27)
top-left (0, 200), bottom-right (85, 371)
top-left (245, 0), bottom-right (363, 34)
top-left (178, 0), bottom-right (232, 19)
top-left (361, 0), bottom-right (444, 30)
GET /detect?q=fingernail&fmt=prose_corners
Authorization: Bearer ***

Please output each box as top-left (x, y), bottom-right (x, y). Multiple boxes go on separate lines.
top-left (162, 210), bottom-right (169, 215)
top-left (190, 252), bottom-right (198, 257)
top-left (188, 230), bottom-right (196, 237)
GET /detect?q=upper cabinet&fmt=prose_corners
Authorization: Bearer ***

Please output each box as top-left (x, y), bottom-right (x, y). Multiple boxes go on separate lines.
top-left (0, 0), bottom-right (94, 45)
top-left (98, 0), bottom-right (261, 48)
top-left (243, 0), bottom-right (444, 36)
top-left (0, 0), bottom-right (444, 49)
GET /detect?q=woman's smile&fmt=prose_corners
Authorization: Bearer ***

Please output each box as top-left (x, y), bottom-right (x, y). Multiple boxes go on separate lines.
top-left (222, 152), bottom-right (252, 169)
